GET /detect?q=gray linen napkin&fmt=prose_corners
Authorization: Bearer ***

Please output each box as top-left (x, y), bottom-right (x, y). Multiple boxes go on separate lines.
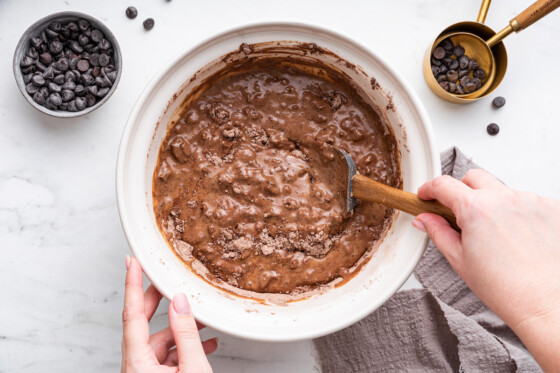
top-left (314, 147), bottom-right (542, 373)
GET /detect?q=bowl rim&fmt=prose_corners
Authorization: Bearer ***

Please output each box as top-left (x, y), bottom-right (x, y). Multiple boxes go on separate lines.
top-left (13, 11), bottom-right (123, 118)
top-left (116, 21), bottom-right (438, 341)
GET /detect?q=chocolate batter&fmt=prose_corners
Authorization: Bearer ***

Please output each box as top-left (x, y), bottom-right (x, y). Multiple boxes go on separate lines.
top-left (153, 57), bottom-right (400, 295)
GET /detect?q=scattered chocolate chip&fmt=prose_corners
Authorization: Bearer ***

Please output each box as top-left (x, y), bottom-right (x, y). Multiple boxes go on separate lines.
top-left (492, 96), bottom-right (506, 108)
top-left (143, 18), bottom-right (155, 31)
top-left (487, 123), bottom-right (499, 135)
top-left (126, 6), bottom-right (138, 19)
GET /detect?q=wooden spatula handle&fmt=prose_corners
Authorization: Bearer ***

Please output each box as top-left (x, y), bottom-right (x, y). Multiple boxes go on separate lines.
top-left (352, 174), bottom-right (459, 231)
top-left (513, 0), bottom-right (560, 31)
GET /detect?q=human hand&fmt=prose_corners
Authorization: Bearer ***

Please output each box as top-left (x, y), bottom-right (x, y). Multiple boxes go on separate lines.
top-left (413, 169), bottom-right (560, 372)
top-left (121, 256), bottom-right (217, 373)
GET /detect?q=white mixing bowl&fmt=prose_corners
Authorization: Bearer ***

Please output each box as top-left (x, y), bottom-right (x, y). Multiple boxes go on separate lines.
top-left (116, 22), bottom-right (438, 342)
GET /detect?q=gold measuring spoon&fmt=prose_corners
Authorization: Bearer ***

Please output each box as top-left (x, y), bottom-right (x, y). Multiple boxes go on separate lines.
top-left (424, 0), bottom-right (560, 104)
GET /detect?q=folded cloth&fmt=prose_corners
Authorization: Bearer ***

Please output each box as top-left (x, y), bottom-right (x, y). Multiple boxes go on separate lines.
top-left (314, 147), bottom-right (541, 373)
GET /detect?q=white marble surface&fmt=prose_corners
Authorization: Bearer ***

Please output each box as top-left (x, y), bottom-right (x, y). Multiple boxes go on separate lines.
top-left (1, 0), bottom-right (559, 372)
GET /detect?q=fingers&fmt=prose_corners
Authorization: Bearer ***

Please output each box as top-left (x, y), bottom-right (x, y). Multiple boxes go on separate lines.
top-left (144, 285), bottom-right (163, 321)
top-left (418, 175), bottom-right (472, 211)
top-left (168, 294), bottom-right (213, 373)
top-left (122, 256), bottom-right (150, 355)
top-left (414, 214), bottom-right (463, 268)
top-left (461, 168), bottom-right (504, 190)
top-left (150, 327), bottom-right (176, 362)
top-left (161, 338), bottom-right (218, 367)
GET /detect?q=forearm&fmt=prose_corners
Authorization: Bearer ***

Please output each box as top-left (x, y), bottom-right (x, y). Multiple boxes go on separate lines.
top-left (510, 307), bottom-right (560, 372)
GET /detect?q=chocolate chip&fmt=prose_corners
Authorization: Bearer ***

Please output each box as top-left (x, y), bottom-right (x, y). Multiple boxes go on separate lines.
top-left (92, 66), bottom-right (101, 78)
top-left (49, 40), bottom-right (63, 54)
top-left (431, 66), bottom-right (440, 76)
top-left (68, 40), bottom-right (83, 53)
top-left (492, 96), bottom-right (506, 108)
top-left (85, 93), bottom-right (96, 107)
top-left (97, 87), bottom-right (110, 97)
top-left (455, 84), bottom-right (465, 95)
top-left (468, 59), bottom-right (479, 71)
top-left (446, 70), bottom-right (458, 82)
top-left (90, 53), bottom-right (100, 66)
top-left (472, 78), bottom-right (482, 90)
top-left (87, 85), bottom-right (98, 96)
top-left (437, 74), bottom-right (448, 83)
top-left (48, 82), bottom-right (61, 93)
top-left (458, 69), bottom-right (469, 78)
top-left (77, 59), bottom-right (90, 72)
top-left (431, 57), bottom-right (442, 67)
top-left (99, 54), bottom-right (110, 67)
top-left (487, 123), bottom-right (499, 135)
top-left (91, 29), bottom-right (103, 43)
top-left (67, 22), bottom-right (79, 32)
top-left (126, 6), bottom-right (138, 19)
top-left (458, 55), bottom-right (469, 70)
top-left (48, 21), bottom-right (62, 32)
top-left (39, 52), bottom-right (52, 65)
top-left (31, 73), bottom-right (45, 86)
top-left (449, 82), bottom-right (456, 93)
top-left (438, 64), bottom-right (448, 75)
top-left (45, 28), bottom-right (59, 39)
top-left (48, 92), bottom-right (62, 106)
top-left (23, 73), bottom-right (33, 84)
top-left (78, 34), bottom-right (89, 46)
top-left (439, 39), bottom-right (453, 51)
top-left (26, 83), bottom-right (39, 95)
top-left (463, 81), bottom-right (477, 93)
top-left (35, 62), bottom-right (47, 72)
top-left (438, 81), bottom-right (450, 91)
top-left (448, 59), bottom-right (459, 70)
top-left (69, 57), bottom-right (79, 70)
top-left (453, 45), bottom-right (465, 58)
top-left (98, 39), bottom-right (111, 50)
top-left (67, 100), bottom-right (78, 112)
top-left (75, 96), bottom-right (87, 110)
top-left (460, 75), bottom-right (471, 87)
top-left (143, 18), bottom-right (155, 31)
top-left (61, 89), bottom-right (75, 102)
top-left (432, 46), bottom-right (445, 60)
top-left (106, 71), bottom-right (117, 82)
top-left (74, 84), bottom-right (86, 96)
top-left (20, 56), bottom-right (35, 67)
top-left (78, 19), bottom-right (90, 31)
top-left (33, 91), bottom-right (46, 105)
top-left (30, 37), bottom-right (43, 48)
top-left (81, 74), bottom-right (95, 86)
top-left (55, 58), bottom-right (69, 72)
top-left (473, 68), bottom-right (486, 79)
top-left (26, 48), bottom-right (39, 59)
top-left (62, 80), bottom-right (76, 90)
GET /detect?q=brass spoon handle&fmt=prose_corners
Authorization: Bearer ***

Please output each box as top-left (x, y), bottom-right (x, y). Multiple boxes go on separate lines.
top-left (352, 174), bottom-right (459, 231)
top-left (487, 0), bottom-right (560, 47)
top-left (477, 0), bottom-right (492, 23)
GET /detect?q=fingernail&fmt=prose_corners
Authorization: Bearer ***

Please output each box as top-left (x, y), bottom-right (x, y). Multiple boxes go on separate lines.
top-left (173, 293), bottom-right (191, 315)
top-left (125, 255), bottom-right (131, 270)
top-left (412, 219), bottom-right (426, 232)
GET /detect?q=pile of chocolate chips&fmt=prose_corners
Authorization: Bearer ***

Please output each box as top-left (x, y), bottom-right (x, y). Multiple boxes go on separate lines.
top-left (19, 19), bottom-right (117, 112)
top-left (431, 38), bottom-right (487, 95)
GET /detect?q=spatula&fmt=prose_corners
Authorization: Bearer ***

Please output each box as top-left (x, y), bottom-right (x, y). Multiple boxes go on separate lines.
top-left (338, 150), bottom-right (459, 231)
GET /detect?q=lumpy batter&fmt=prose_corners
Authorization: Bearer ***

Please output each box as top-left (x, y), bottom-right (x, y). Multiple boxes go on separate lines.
top-left (153, 58), bottom-right (400, 294)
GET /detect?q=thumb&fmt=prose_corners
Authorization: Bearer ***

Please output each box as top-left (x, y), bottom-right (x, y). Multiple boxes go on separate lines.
top-left (414, 213), bottom-right (463, 270)
top-left (168, 294), bottom-right (212, 373)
